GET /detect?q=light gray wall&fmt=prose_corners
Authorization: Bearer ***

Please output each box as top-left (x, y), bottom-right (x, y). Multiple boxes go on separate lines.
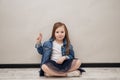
top-left (0, 0), bottom-right (120, 64)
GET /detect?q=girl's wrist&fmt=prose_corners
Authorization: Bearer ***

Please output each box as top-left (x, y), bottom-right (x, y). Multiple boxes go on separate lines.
top-left (36, 41), bottom-right (41, 44)
top-left (64, 56), bottom-right (67, 60)
top-left (35, 42), bottom-right (42, 48)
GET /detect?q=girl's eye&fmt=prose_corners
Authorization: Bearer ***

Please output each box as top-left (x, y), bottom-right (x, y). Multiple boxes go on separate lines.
top-left (56, 31), bottom-right (59, 33)
top-left (61, 31), bottom-right (64, 33)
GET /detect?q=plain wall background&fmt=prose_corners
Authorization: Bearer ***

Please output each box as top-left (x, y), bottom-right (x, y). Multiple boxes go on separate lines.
top-left (0, 0), bottom-right (120, 64)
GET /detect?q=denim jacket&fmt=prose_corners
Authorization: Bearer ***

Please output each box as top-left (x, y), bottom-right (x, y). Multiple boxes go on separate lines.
top-left (35, 38), bottom-right (75, 64)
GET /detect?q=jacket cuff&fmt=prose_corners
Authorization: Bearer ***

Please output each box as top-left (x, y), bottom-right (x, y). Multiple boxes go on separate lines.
top-left (35, 43), bottom-right (42, 48)
top-left (65, 55), bottom-right (70, 59)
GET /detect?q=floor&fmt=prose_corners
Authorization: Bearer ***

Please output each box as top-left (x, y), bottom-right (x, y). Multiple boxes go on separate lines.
top-left (0, 68), bottom-right (120, 80)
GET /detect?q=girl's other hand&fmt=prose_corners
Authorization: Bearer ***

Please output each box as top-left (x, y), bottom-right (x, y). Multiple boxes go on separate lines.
top-left (56, 56), bottom-right (66, 64)
top-left (36, 33), bottom-right (42, 44)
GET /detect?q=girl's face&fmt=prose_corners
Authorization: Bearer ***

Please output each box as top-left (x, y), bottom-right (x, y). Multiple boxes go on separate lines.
top-left (55, 26), bottom-right (65, 42)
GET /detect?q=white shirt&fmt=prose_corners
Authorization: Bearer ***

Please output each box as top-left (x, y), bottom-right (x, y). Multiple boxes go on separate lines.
top-left (51, 41), bottom-right (63, 62)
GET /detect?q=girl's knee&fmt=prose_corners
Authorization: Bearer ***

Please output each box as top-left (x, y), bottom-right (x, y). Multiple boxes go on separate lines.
top-left (41, 64), bottom-right (48, 71)
top-left (75, 59), bottom-right (81, 65)
top-left (76, 60), bottom-right (81, 68)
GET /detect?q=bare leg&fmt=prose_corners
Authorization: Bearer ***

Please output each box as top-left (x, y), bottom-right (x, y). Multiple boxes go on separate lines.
top-left (68, 59), bottom-right (81, 72)
top-left (65, 59), bottom-right (81, 77)
top-left (41, 64), bottom-right (67, 77)
top-left (41, 59), bottom-right (81, 77)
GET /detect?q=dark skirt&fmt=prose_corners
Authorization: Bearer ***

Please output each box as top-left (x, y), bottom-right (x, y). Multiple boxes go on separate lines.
top-left (44, 59), bottom-right (73, 73)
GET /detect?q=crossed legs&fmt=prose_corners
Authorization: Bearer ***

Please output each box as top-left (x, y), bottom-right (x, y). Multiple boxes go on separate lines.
top-left (41, 59), bottom-right (81, 76)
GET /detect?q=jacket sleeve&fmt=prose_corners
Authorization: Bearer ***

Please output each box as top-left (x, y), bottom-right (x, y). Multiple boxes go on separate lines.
top-left (35, 43), bottom-right (43, 55)
top-left (41, 41), bottom-right (52, 64)
top-left (67, 44), bottom-right (75, 59)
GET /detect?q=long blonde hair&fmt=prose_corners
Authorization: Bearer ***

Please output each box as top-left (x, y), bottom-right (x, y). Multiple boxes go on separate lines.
top-left (51, 22), bottom-right (70, 54)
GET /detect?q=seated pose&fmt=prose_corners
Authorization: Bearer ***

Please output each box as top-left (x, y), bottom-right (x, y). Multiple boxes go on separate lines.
top-left (35, 22), bottom-right (85, 77)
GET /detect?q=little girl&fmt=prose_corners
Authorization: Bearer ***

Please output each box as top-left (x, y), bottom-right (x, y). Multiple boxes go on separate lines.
top-left (35, 22), bottom-right (85, 77)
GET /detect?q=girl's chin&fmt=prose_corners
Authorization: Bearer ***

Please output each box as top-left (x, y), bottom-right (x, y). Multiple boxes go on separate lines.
top-left (56, 38), bottom-right (64, 41)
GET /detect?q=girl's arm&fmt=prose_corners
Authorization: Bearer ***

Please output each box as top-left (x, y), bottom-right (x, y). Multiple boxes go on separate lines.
top-left (35, 43), bottom-right (43, 55)
top-left (56, 45), bottom-right (75, 64)
top-left (35, 33), bottom-right (43, 55)
top-left (66, 44), bottom-right (75, 59)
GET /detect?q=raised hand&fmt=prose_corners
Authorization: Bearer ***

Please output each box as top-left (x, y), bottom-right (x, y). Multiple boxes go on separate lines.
top-left (36, 33), bottom-right (42, 44)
